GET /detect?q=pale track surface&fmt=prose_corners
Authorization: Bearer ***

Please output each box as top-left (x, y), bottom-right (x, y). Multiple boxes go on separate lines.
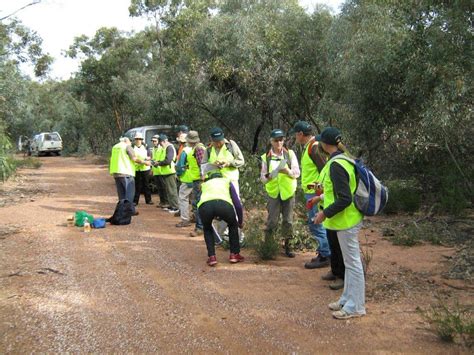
top-left (0, 156), bottom-right (463, 353)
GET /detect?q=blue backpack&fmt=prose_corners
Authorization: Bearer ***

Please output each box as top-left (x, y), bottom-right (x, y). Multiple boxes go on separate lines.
top-left (333, 155), bottom-right (388, 216)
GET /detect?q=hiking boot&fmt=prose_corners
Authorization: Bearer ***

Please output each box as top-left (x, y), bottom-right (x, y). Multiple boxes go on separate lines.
top-left (167, 208), bottom-right (179, 214)
top-left (189, 228), bottom-right (203, 238)
top-left (322, 271), bottom-right (337, 281)
top-left (284, 239), bottom-right (295, 258)
top-left (158, 204), bottom-right (170, 209)
top-left (332, 310), bottom-right (364, 320)
top-left (304, 255), bottom-right (330, 269)
top-left (175, 220), bottom-right (191, 228)
top-left (229, 253), bottom-right (245, 263)
top-left (328, 301), bottom-right (343, 311)
top-left (329, 278), bottom-right (344, 290)
top-left (207, 255), bottom-right (217, 267)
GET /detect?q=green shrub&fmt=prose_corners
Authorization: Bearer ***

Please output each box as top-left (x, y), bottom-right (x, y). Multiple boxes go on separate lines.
top-left (239, 154), bottom-right (267, 207)
top-left (13, 157), bottom-right (42, 169)
top-left (384, 179), bottom-right (422, 214)
top-left (243, 211), bottom-right (279, 260)
top-left (438, 171), bottom-right (471, 216)
top-left (418, 301), bottom-right (473, 347)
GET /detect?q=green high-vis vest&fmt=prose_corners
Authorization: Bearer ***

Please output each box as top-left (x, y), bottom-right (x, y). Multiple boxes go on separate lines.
top-left (261, 150), bottom-right (297, 201)
top-left (109, 142), bottom-right (135, 177)
top-left (198, 177), bottom-right (232, 208)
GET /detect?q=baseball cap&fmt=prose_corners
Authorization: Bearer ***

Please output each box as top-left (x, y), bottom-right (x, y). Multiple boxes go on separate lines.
top-left (270, 129), bottom-right (285, 139)
top-left (176, 125), bottom-right (189, 133)
top-left (210, 127), bottom-right (224, 141)
top-left (290, 121), bottom-right (313, 135)
top-left (316, 127), bottom-right (342, 145)
top-left (158, 134), bottom-right (168, 142)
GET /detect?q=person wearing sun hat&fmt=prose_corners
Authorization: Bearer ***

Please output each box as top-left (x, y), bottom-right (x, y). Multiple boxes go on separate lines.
top-left (291, 121), bottom-right (331, 269)
top-left (260, 128), bottom-right (300, 257)
top-left (312, 126), bottom-right (365, 320)
top-left (132, 132), bottom-right (153, 206)
top-left (151, 134), bottom-right (168, 208)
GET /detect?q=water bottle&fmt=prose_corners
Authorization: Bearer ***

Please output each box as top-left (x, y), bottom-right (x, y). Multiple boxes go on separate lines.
top-left (83, 218), bottom-right (91, 233)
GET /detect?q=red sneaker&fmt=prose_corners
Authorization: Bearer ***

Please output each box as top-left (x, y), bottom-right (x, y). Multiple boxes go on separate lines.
top-left (229, 253), bottom-right (245, 263)
top-left (207, 255), bottom-right (217, 267)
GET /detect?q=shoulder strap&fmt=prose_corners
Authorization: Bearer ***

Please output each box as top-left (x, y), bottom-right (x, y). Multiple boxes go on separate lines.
top-left (306, 137), bottom-right (319, 165)
top-left (226, 141), bottom-right (236, 158)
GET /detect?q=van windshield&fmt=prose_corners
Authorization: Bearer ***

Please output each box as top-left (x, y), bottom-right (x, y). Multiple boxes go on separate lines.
top-left (44, 133), bottom-right (61, 141)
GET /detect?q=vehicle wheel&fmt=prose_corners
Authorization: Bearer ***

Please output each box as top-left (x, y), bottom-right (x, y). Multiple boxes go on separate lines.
top-left (56, 151), bottom-right (61, 156)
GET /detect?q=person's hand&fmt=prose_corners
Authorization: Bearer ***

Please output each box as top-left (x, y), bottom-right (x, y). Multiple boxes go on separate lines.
top-left (217, 161), bottom-right (229, 168)
top-left (313, 211), bottom-right (326, 225)
top-left (279, 167), bottom-right (291, 175)
top-left (144, 161), bottom-right (151, 166)
top-left (311, 196), bottom-right (321, 205)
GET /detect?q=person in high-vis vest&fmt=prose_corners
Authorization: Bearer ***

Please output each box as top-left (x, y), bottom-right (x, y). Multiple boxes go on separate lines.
top-left (260, 129), bottom-right (300, 258)
top-left (197, 171), bottom-right (244, 266)
top-left (313, 127), bottom-right (365, 320)
top-left (151, 135), bottom-right (168, 208)
top-left (207, 127), bottom-right (245, 239)
top-left (152, 134), bottom-right (179, 213)
top-left (291, 121), bottom-right (331, 269)
top-left (176, 130), bottom-right (206, 234)
top-left (132, 133), bottom-right (153, 205)
top-left (109, 137), bottom-right (149, 215)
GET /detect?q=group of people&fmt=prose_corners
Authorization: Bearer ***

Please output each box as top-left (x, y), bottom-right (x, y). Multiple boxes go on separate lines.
top-left (109, 122), bottom-right (366, 320)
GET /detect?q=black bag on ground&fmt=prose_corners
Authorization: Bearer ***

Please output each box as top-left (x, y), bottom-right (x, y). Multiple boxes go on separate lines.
top-left (107, 199), bottom-right (133, 225)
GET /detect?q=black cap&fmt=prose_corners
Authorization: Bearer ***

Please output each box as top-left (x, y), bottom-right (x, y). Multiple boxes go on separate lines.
top-left (290, 121), bottom-right (312, 135)
top-left (316, 127), bottom-right (342, 145)
top-left (176, 125), bottom-right (189, 133)
top-left (270, 129), bottom-right (285, 139)
top-left (210, 127), bottom-right (224, 141)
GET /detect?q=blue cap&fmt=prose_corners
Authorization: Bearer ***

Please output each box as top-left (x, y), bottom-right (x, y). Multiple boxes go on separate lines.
top-left (210, 127), bottom-right (224, 141)
top-left (158, 134), bottom-right (168, 142)
top-left (176, 125), bottom-right (189, 133)
top-left (316, 127), bottom-right (342, 145)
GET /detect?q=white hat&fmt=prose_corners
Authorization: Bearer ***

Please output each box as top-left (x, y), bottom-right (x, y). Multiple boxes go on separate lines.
top-left (134, 132), bottom-right (144, 140)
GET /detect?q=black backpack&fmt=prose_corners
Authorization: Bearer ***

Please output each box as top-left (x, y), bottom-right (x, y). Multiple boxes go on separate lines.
top-left (107, 199), bottom-right (134, 225)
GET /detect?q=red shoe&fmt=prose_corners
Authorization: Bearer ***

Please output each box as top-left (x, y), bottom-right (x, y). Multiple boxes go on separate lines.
top-left (229, 253), bottom-right (244, 263)
top-left (207, 255), bottom-right (217, 267)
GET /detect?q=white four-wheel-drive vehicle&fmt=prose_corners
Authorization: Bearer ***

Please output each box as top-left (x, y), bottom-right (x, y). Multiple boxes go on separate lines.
top-left (29, 132), bottom-right (63, 156)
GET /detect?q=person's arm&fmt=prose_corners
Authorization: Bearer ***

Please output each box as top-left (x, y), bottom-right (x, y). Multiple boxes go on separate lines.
top-left (194, 145), bottom-right (206, 165)
top-left (230, 182), bottom-right (243, 227)
top-left (158, 145), bottom-right (174, 166)
top-left (322, 162), bottom-right (353, 218)
top-left (260, 158), bottom-right (270, 183)
top-left (228, 140), bottom-right (245, 168)
top-left (286, 150), bottom-right (300, 179)
top-left (126, 146), bottom-right (141, 164)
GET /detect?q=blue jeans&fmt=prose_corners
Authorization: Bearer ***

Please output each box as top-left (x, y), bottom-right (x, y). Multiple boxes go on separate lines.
top-left (338, 223), bottom-right (365, 315)
top-left (115, 176), bottom-right (136, 212)
top-left (192, 180), bottom-right (203, 230)
top-left (305, 193), bottom-right (330, 257)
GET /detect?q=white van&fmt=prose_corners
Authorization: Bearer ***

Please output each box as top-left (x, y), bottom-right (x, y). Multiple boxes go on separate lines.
top-left (30, 132), bottom-right (63, 156)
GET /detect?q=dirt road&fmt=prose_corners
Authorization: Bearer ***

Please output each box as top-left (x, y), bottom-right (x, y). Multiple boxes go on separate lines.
top-left (0, 157), bottom-right (466, 352)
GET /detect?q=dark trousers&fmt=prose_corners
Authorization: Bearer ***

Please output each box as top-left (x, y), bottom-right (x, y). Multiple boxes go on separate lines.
top-left (153, 175), bottom-right (168, 205)
top-left (114, 176), bottom-right (136, 213)
top-left (198, 200), bottom-right (240, 257)
top-left (134, 170), bottom-right (152, 204)
top-left (327, 229), bottom-right (345, 278)
top-left (192, 180), bottom-right (203, 230)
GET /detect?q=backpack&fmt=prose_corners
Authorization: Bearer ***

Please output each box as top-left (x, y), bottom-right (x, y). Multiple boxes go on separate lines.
top-left (333, 155), bottom-right (388, 216)
top-left (106, 199), bottom-right (134, 225)
top-left (264, 148), bottom-right (292, 174)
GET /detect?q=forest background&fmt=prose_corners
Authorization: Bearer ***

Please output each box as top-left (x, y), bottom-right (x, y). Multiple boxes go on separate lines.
top-left (0, 0), bottom-right (472, 215)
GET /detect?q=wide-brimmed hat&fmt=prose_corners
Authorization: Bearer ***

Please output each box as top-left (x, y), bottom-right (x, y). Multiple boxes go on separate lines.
top-left (186, 130), bottom-right (200, 143)
top-left (177, 133), bottom-right (187, 143)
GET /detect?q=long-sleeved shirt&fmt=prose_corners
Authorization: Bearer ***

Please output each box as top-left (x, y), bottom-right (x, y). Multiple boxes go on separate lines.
top-left (323, 151), bottom-right (353, 219)
top-left (260, 148), bottom-right (300, 184)
top-left (230, 182), bottom-right (243, 226)
top-left (205, 139), bottom-right (245, 168)
top-left (158, 144), bottom-right (176, 166)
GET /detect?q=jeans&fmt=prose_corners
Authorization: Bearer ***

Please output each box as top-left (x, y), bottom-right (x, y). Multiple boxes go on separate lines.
top-left (338, 223), bottom-right (365, 315)
top-left (305, 193), bottom-right (330, 257)
top-left (199, 200), bottom-right (240, 257)
top-left (114, 176), bottom-right (136, 213)
top-left (192, 180), bottom-right (203, 230)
